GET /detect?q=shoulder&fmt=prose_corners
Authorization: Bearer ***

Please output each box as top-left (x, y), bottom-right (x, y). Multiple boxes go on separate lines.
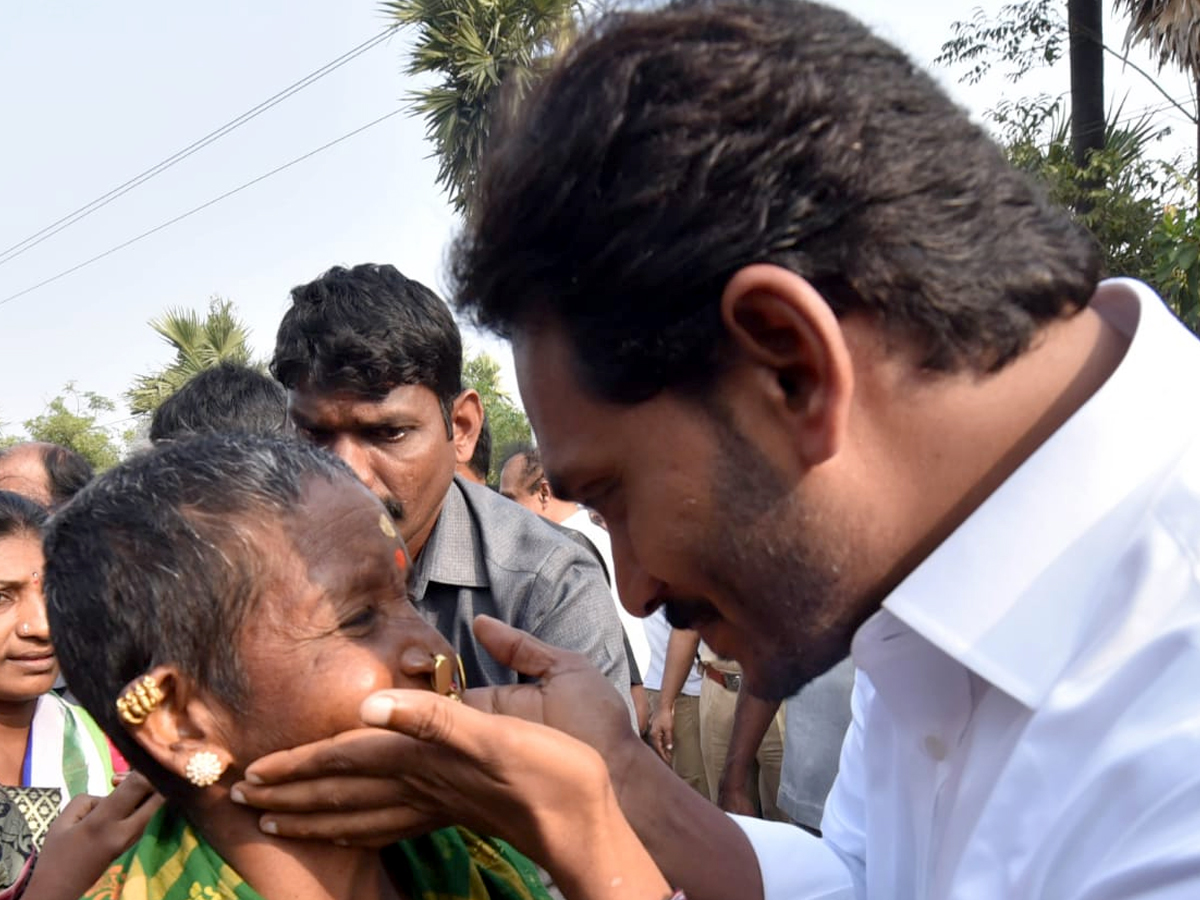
top-left (456, 477), bottom-right (605, 575)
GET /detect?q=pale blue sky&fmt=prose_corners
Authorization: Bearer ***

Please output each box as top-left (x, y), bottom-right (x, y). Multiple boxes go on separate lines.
top-left (0, 1), bottom-right (1192, 434)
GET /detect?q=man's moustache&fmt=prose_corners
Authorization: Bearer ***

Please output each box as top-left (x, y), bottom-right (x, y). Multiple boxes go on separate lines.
top-left (664, 600), bottom-right (718, 631)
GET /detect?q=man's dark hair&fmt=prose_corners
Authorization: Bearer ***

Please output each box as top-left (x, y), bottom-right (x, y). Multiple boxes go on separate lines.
top-left (44, 434), bottom-right (353, 798)
top-left (150, 363), bottom-right (289, 443)
top-left (468, 414), bottom-right (493, 483)
top-left (498, 442), bottom-right (542, 495)
top-left (271, 264), bottom-right (464, 434)
top-left (0, 489), bottom-right (47, 539)
top-left (453, 0), bottom-right (1100, 403)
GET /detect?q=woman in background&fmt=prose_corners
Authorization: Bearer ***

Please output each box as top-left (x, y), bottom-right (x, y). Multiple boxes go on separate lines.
top-left (0, 490), bottom-right (157, 899)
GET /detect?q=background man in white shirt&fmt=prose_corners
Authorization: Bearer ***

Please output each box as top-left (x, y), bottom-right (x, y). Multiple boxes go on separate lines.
top-left (231, 2), bottom-right (1200, 898)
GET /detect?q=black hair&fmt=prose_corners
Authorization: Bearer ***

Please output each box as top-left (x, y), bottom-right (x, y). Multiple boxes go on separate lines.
top-left (452, 0), bottom-right (1100, 403)
top-left (0, 443), bottom-right (93, 509)
top-left (498, 442), bottom-right (542, 495)
top-left (150, 363), bottom-right (289, 443)
top-left (271, 264), bottom-right (463, 435)
top-left (0, 490), bottom-right (48, 539)
top-left (43, 434), bottom-right (354, 797)
top-left (41, 446), bottom-right (94, 507)
top-left (468, 414), bottom-right (493, 483)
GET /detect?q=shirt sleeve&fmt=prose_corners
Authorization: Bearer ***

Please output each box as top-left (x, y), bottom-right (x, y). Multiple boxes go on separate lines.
top-left (733, 667), bottom-right (867, 899)
top-left (728, 815), bottom-right (856, 899)
top-left (523, 544), bottom-right (635, 721)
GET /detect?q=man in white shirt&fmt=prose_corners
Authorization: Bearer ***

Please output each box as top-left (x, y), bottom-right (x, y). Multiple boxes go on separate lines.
top-left (230, 2), bottom-right (1200, 898)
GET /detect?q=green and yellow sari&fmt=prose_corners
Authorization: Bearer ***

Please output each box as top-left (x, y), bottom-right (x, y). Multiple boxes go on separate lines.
top-left (84, 806), bottom-right (550, 900)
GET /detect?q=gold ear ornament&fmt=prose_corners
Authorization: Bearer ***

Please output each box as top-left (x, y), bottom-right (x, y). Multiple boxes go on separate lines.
top-left (116, 675), bottom-right (165, 726)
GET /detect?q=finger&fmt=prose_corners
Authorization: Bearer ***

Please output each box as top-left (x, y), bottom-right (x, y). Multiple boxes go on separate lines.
top-left (232, 775), bottom-right (408, 814)
top-left (244, 728), bottom-right (410, 785)
top-left (122, 792), bottom-right (165, 833)
top-left (651, 729), bottom-right (667, 760)
top-left (55, 793), bottom-right (100, 827)
top-left (92, 770), bottom-right (158, 819)
top-left (472, 615), bottom-right (574, 680)
top-left (258, 805), bottom-right (448, 846)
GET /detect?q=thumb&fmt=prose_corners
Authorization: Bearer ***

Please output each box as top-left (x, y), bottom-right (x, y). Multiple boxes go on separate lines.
top-left (472, 615), bottom-right (570, 679)
top-left (361, 689), bottom-right (494, 761)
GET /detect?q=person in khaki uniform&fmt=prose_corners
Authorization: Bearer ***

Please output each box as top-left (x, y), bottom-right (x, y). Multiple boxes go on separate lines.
top-left (696, 643), bottom-right (787, 822)
top-left (643, 612), bottom-right (709, 800)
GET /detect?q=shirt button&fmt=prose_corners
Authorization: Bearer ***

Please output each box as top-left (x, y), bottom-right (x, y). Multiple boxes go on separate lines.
top-left (924, 735), bottom-right (947, 761)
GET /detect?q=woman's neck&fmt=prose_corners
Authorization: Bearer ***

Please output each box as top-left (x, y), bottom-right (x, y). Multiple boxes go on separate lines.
top-left (0, 697), bottom-right (38, 785)
top-left (192, 798), bottom-right (407, 900)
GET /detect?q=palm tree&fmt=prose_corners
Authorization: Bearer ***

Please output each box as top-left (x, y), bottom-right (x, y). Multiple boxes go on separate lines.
top-left (1117, 0), bottom-right (1200, 192)
top-left (126, 297), bottom-right (257, 415)
top-left (384, 0), bottom-right (579, 214)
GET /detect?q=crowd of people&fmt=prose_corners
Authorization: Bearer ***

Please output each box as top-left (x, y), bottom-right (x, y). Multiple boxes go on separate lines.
top-left (4, 0), bottom-right (1200, 898)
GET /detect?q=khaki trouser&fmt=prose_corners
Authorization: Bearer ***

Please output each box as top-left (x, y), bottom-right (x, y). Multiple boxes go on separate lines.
top-left (645, 688), bottom-right (711, 800)
top-left (699, 673), bottom-right (788, 821)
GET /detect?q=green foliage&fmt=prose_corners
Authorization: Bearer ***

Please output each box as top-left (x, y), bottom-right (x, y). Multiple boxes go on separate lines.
top-left (938, 4), bottom-right (1200, 334)
top-left (996, 95), bottom-right (1185, 280)
top-left (462, 350), bottom-right (530, 482)
top-left (934, 0), bottom-right (1064, 84)
top-left (126, 297), bottom-right (259, 415)
top-left (384, 0), bottom-right (579, 213)
top-left (21, 383), bottom-right (130, 471)
top-left (1150, 203), bottom-right (1200, 328)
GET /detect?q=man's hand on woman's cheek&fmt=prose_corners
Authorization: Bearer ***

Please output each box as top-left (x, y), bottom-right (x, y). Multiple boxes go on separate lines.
top-left (230, 617), bottom-right (652, 851)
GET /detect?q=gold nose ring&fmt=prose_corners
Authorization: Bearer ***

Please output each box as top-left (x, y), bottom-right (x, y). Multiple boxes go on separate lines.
top-left (431, 653), bottom-right (467, 701)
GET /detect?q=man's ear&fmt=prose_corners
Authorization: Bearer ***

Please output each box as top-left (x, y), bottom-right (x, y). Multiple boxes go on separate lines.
top-left (719, 264), bottom-right (854, 466)
top-left (450, 389), bottom-right (484, 465)
top-left (119, 665), bottom-right (234, 787)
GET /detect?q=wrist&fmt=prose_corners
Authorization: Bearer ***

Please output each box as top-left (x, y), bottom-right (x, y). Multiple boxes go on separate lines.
top-left (545, 781), bottom-right (670, 900)
top-left (608, 725), bottom-right (659, 808)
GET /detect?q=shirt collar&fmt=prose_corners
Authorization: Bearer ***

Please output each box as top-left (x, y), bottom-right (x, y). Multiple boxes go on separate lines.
top-left (880, 279), bottom-right (1200, 709)
top-left (410, 478), bottom-right (489, 597)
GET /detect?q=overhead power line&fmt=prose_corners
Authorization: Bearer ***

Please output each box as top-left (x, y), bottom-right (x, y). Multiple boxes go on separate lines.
top-left (0, 107), bottom-right (406, 309)
top-left (0, 25), bottom-right (397, 270)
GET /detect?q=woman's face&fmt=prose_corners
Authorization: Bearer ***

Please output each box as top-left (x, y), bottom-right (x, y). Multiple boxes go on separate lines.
top-left (0, 531), bottom-right (58, 705)
top-left (221, 476), bottom-right (454, 762)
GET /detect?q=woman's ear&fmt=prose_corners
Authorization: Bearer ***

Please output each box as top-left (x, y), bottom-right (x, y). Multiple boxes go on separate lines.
top-left (719, 264), bottom-right (854, 467)
top-left (118, 665), bottom-right (233, 789)
top-left (451, 389), bottom-right (485, 465)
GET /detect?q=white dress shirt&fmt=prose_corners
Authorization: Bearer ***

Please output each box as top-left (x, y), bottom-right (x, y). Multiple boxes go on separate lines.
top-left (735, 280), bottom-right (1200, 899)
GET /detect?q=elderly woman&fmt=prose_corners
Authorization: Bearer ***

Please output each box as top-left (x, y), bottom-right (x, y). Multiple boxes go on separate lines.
top-left (42, 436), bottom-right (551, 900)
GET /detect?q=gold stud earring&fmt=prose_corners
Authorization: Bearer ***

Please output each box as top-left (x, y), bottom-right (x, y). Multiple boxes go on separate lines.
top-left (431, 653), bottom-right (467, 701)
top-left (185, 750), bottom-right (225, 787)
top-left (116, 675), bottom-right (165, 725)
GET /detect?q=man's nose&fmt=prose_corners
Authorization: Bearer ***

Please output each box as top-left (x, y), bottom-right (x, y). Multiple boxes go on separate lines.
top-left (611, 530), bottom-right (661, 618)
top-left (329, 435), bottom-right (377, 489)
